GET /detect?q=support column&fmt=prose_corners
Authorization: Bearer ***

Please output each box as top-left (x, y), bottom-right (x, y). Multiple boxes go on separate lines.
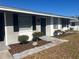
top-left (46, 17), bottom-right (51, 36)
top-left (58, 18), bottom-right (62, 30)
top-left (4, 12), bottom-right (8, 45)
top-left (50, 17), bottom-right (54, 36)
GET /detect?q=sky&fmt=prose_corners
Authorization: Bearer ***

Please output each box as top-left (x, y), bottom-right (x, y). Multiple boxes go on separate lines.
top-left (0, 0), bottom-right (79, 16)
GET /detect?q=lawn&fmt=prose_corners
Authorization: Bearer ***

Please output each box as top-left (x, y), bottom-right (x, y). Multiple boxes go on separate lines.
top-left (23, 33), bottom-right (79, 59)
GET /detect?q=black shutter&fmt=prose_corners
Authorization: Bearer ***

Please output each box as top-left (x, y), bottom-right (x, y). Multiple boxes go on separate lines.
top-left (32, 16), bottom-right (36, 30)
top-left (13, 14), bottom-right (19, 32)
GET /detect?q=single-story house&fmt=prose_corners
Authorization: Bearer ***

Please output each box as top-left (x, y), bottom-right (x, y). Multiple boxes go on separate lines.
top-left (70, 19), bottom-right (79, 31)
top-left (0, 6), bottom-right (75, 45)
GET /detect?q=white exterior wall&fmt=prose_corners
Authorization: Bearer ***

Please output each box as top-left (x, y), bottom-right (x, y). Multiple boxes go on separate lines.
top-left (35, 16), bottom-right (41, 32)
top-left (5, 13), bottom-right (33, 45)
top-left (70, 22), bottom-right (79, 31)
top-left (49, 17), bottom-right (62, 36)
top-left (50, 17), bottom-right (54, 36)
top-left (49, 17), bottom-right (59, 36)
top-left (71, 26), bottom-right (79, 31)
top-left (33, 16), bottom-right (46, 32)
top-left (4, 12), bottom-right (71, 45)
top-left (58, 18), bottom-right (62, 30)
top-left (46, 17), bottom-right (51, 36)
top-left (4, 12), bottom-right (19, 45)
top-left (62, 26), bottom-right (69, 31)
top-left (58, 18), bottom-right (68, 31)
top-left (74, 22), bottom-right (79, 31)
top-left (46, 17), bottom-right (58, 36)
top-left (49, 17), bottom-right (70, 36)
top-left (18, 14), bottom-right (33, 41)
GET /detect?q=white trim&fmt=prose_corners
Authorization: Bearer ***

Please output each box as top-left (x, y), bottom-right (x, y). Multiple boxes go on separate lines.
top-left (58, 18), bottom-right (62, 29)
top-left (0, 7), bottom-right (76, 20)
top-left (50, 17), bottom-right (54, 36)
top-left (4, 12), bottom-right (8, 45)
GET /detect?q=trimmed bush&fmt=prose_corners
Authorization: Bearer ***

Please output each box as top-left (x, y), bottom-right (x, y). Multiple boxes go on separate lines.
top-left (18, 35), bottom-right (29, 44)
top-left (32, 32), bottom-right (44, 37)
top-left (32, 32), bottom-right (44, 41)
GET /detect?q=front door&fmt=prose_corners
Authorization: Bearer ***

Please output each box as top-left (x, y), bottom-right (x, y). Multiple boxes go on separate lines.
top-left (40, 18), bottom-right (46, 35)
top-left (0, 13), bottom-right (5, 41)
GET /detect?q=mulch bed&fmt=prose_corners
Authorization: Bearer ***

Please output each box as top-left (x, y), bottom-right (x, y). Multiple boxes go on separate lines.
top-left (9, 39), bottom-right (50, 55)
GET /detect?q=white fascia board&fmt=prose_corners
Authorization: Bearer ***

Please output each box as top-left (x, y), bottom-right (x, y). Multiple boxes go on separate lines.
top-left (0, 7), bottom-right (75, 20)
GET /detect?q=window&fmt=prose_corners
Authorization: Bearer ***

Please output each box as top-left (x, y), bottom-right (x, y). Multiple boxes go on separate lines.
top-left (13, 14), bottom-right (19, 32)
top-left (66, 19), bottom-right (70, 27)
top-left (71, 22), bottom-right (75, 26)
top-left (61, 19), bottom-right (70, 28)
top-left (61, 19), bottom-right (66, 28)
top-left (53, 17), bottom-right (58, 29)
top-left (32, 16), bottom-right (36, 30)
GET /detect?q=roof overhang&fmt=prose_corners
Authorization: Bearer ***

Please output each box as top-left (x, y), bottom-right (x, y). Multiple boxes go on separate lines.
top-left (70, 19), bottom-right (79, 22)
top-left (0, 6), bottom-right (76, 20)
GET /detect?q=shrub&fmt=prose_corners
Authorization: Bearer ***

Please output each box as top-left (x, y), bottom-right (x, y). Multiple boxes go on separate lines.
top-left (32, 32), bottom-right (44, 41)
top-left (18, 35), bottom-right (29, 44)
top-left (32, 37), bottom-right (41, 41)
top-left (32, 32), bottom-right (44, 37)
top-left (53, 30), bottom-right (64, 36)
top-left (70, 28), bottom-right (73, 31)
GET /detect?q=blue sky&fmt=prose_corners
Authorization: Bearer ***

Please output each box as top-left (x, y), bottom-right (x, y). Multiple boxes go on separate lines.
top-left (0, 0), bottom-right (79, 16)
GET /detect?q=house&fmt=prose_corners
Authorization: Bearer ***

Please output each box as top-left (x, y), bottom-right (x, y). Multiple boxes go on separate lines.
top-left (0, 6), bottom-right (75, 45)
top-left (70, 17), bottom-right (79, 31)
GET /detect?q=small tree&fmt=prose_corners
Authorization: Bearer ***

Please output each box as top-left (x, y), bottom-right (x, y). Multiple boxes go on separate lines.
top-left (18, 35), bottom-right (29, 44)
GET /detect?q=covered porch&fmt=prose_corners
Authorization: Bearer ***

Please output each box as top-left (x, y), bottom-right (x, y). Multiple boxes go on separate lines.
top-left (0, 11), bottom-right (51, 45)
top-left (0, 11), bottom-right (69, 45)
top-left (0, 9), bottom-right (71, 45)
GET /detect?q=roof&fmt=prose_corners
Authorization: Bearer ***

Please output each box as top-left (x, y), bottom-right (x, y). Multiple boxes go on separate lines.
top-left (70, 19), bottom-right (79, 22)
top-left (0, 6), bottom-right (76, 20)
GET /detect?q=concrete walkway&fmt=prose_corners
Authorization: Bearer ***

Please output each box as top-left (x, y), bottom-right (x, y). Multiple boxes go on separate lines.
top-left (0, 41), bottom-right (10, 51)
top-left (13, 36), bottom-right (68, 59)
top-left (40, 36), bottom-right (59, 41)
top-left (0, 41), bottom-right (14, 59)
top-left (40, 36), bottom-right (68, 42)
top-left (0, 50), bottom-right (14, 59)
